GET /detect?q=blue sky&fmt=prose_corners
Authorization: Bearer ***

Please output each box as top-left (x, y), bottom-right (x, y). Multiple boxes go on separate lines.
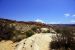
top-left (0, 0), bottom-right (75, 24)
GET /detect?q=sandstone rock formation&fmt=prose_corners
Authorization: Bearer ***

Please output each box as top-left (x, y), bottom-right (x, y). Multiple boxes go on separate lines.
top-left (15, 33), bottom-right (57, 50)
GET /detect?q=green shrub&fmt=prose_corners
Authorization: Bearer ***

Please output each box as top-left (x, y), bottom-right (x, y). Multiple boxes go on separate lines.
top-left (31, 26), bottom-right (38, 32)
top-left (0, 23), bottom-right (15, 40)
top-left (25, 30), bottom-right (34, 38)
top-left (11, 30), bottom-right (26, 42)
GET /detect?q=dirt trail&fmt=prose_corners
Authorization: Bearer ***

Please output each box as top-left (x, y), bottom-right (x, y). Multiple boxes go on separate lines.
top-left (15, 33), bottom-right (56, 50)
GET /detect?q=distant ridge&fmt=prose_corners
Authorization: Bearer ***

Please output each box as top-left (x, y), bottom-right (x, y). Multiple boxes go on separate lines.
top-left (0, 18), bottom-right (51, 28)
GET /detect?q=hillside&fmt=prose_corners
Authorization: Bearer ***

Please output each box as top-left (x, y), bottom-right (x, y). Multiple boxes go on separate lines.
top-left (50, 24), bottom-right (75, 33)
top-left (0, 18), bottom-right (53, 42)
top-left (0, 18), bottom-right (75, 50)
top-left (0, 18), bottom-right (75, 42)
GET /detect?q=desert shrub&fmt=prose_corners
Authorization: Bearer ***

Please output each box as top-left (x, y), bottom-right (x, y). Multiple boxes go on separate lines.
top-left (11, 30), bottom-right (26, 42)
top-left (12, 34), bottom-right (26, 42)
top-left (46, 30), bottom-right (50, 33)
top-left (50, 41), bottom-right (61, 49)
top-left (25, 30), bottom-right (34, 38)
top-left (31, 26), bottom-right (37, 31)
top-left (0, 23), bottom-right (15, 40)
top-left (52, 27), bottom-right (75, 50)
top-left (31, 26), bottom-right (40, 32)
top-left (55, 29), bottom-right (62, 33)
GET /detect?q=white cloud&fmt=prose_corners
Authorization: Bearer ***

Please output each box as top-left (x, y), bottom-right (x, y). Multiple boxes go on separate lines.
top-left (64, 13), bottom-right (70, 17)
top-left (72, 14), bottom-right (75, 17)
top-left (35, 19), bottom-right (45, 23)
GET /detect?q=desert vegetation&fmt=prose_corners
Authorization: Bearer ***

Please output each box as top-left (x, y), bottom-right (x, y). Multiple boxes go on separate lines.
top-left (50, 27), bottom-right (75, 50)
top-left (0, 18), bottom-right (75, 50)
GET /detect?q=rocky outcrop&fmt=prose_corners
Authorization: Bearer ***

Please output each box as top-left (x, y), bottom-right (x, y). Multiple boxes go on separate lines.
top-left (15, 33), bottom-right (57, 50)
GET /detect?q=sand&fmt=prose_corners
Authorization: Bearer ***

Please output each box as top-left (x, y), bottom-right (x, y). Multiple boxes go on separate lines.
top-left (0, 40), bottom-right (16, 50)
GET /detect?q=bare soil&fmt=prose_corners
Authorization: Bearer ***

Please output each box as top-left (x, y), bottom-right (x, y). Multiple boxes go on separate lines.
top-left (0, 40), bottom-right (16, 50)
